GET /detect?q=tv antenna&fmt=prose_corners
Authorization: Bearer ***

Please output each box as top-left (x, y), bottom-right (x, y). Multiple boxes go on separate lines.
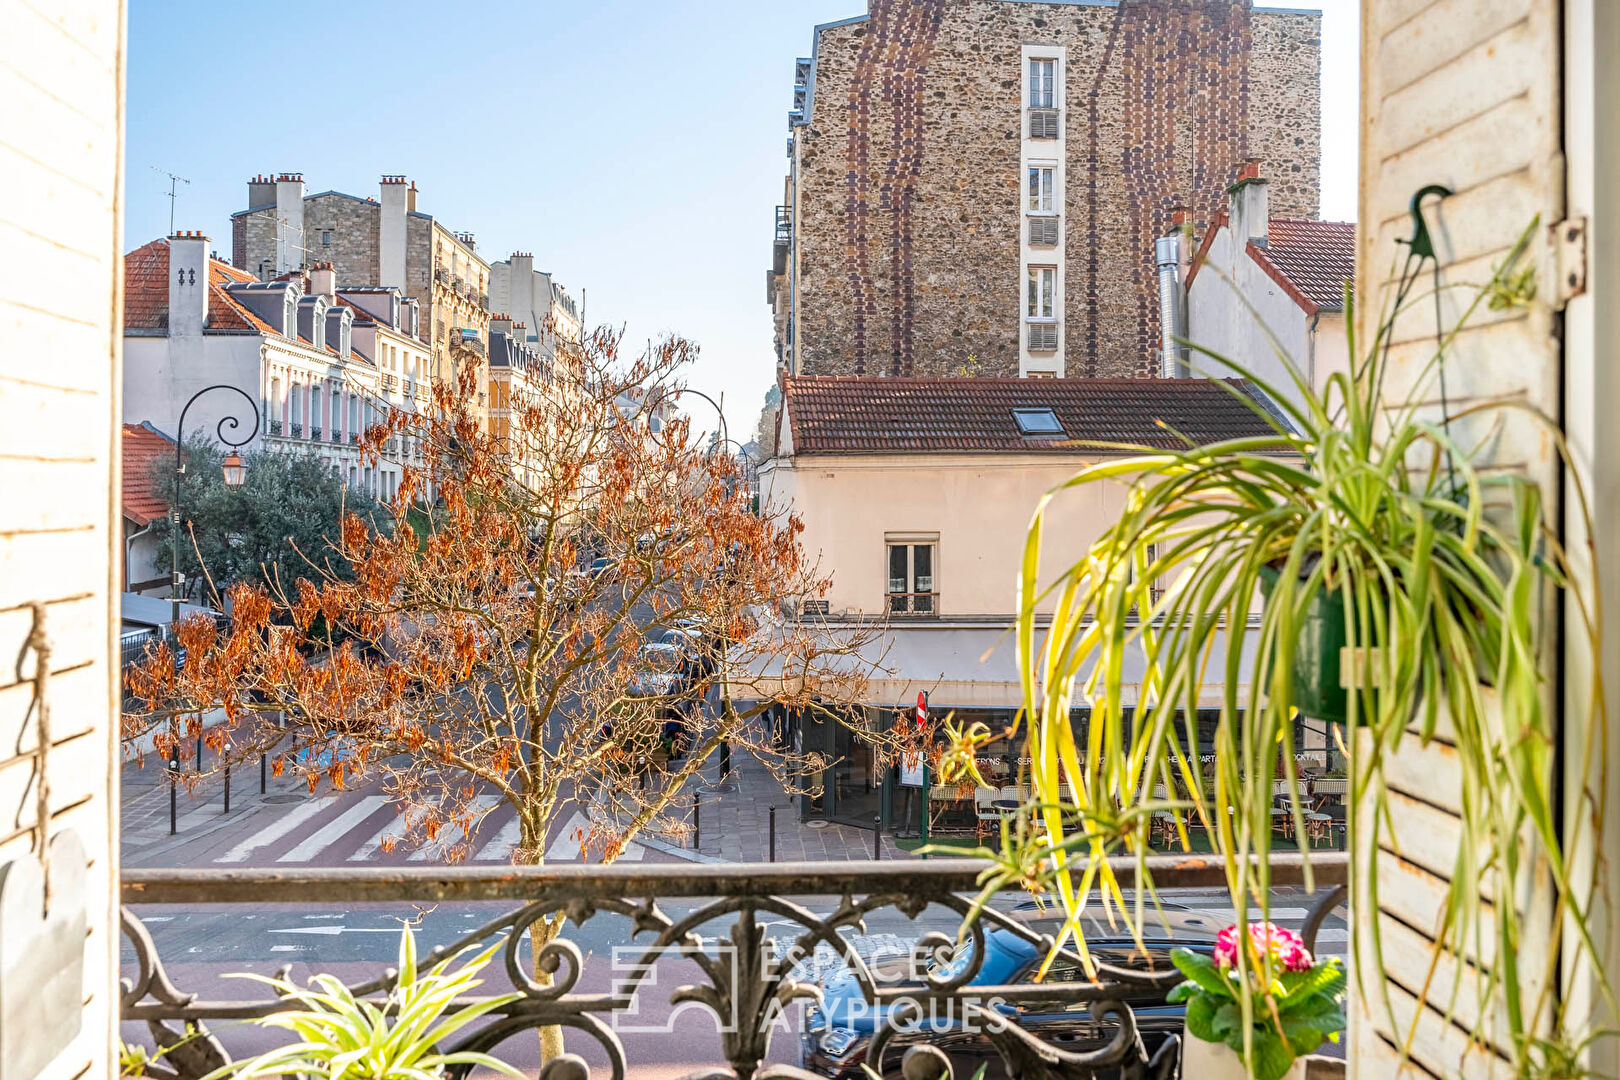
top-left (151, 166), bottom-right (190, 235)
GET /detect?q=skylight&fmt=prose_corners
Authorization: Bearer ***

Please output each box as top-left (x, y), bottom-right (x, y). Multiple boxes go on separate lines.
top-left (1012, 407), bottom-right (1064, 436)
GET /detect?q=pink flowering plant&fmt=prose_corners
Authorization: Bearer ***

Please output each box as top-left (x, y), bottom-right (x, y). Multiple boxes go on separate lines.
top-left (1167, 922), bottom-right (1345, 1080)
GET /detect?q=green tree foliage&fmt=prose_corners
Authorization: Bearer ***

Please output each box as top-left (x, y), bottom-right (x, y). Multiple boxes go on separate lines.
top-left (149, 438), bottom-right (381, 602)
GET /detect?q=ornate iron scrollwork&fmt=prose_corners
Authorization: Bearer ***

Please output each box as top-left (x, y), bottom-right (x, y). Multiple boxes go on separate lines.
top-left (119, 859), bottom-right (1348, 1080)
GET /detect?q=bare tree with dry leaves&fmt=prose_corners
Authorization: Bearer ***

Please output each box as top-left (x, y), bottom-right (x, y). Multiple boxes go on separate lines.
top-left (124, 327), bottom-right (876, 1052)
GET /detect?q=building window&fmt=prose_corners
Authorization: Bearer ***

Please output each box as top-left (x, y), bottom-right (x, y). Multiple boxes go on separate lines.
top-left (886, 539), bottom-right (936, 615)
top-left (1028, 58), bottom-right (1056, 109)
top-left (1027, 266), bottom-right (1057, 319)
top-left (322, 231), bottom-right (332, 246)
top-left (1028, 166), bottom-right (1056, 213)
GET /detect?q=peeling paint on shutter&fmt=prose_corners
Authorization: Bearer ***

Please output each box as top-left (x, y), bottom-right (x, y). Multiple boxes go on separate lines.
top-left (1355, 1), bottom-right (1563, 1076)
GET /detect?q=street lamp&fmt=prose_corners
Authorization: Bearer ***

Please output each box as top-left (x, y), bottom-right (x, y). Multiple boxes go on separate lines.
top-left (648, 387), bottom-right (743, 782)
top-left (220, 452), bottom-right (247, 488)
top-left (169, 384), bottom-right (261, 628)
top-left (167, 384), bottom-right (259, 835)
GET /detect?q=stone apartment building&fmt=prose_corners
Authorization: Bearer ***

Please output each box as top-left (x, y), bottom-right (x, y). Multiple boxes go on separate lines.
top-left (232, 174), bottom-right (492, 415)
top-left (767, 0), bottom-right (1322, 380)
top-left (123, 235), bottom-right (426, 501)
top-left (489, 252), bottom-right (583, 368)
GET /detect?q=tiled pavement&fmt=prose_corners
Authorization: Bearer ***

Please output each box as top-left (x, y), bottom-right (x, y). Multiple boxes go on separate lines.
top-left (118, 741), bottom-right (917, 867)
top-left (683, 750), bottom-right (913, 862)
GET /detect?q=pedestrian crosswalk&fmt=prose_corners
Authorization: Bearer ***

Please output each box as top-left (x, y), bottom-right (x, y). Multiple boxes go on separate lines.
top-left (205, 791), bottom-right (659, 867)
top-left (217, 796), bottom-right (337, 863)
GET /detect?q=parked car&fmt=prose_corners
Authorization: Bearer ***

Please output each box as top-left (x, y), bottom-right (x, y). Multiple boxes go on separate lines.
top-left (800, 909), bottom-right (1215, 1080)
top-left (628, 641), bottom-right (691, 698)
top-left (293, 737), bottom-right (357, 770)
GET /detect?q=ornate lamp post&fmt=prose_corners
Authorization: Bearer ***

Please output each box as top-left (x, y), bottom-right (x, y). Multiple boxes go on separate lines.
top-left (166, 384), bottom-right (259, 834)
top-left (168, 385), bottom-right (260, 629)
top-left (648, 387), bottom-right (744, 782)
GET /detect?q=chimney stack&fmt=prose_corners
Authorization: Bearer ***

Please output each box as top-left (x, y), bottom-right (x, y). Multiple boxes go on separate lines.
top-left (1229, 158), bottom-right (1269, 248)
top-left (379, 175), bottom-right (409, 291)
top-left (247, 173), bottom-right (274, 208)
top-left (167, 232), bottom-right (210, 338)
top-left (310, 261), bottom-right (337, 300)
top-left (490, 313), bottom-right (514, 336)
top-left (274, 173), bottom-right (306, 273)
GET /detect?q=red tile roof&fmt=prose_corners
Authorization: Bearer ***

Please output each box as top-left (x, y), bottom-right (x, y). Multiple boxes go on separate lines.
top-left (1249, 220), bottom-right (1355, 313)
top-left (123, 239), bottom-right (280, 335)
top-left (121, 422), bottom-right (174, 526)
top-left (1185, 217), bottom-right (1355, 316)
top-left (781, 376), bottom-right (1284, 455)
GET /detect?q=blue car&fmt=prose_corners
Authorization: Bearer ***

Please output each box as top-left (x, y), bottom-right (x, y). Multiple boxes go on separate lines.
top-left (292, 738), bottom-right (356, 769)
top-left (801, 910), bottom-right (1216, 1080)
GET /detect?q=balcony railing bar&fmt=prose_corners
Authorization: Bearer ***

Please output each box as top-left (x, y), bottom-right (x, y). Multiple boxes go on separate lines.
top-left (120, 852), bottom-right (1344, 905)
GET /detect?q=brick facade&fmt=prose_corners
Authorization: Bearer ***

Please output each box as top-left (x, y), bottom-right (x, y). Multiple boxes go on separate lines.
top-left (787, 0), bottom-right (1320, 378)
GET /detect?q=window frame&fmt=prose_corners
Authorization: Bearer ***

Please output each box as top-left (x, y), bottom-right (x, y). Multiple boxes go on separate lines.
top-left (1028, 58), bottom-right (1056, 110)
top-left (885, 535), bottom-right (938, 616)
top-left (1027, 265), bottom-right (1058, 320)
top-left (1027, 165), bottom-right (1057, 214)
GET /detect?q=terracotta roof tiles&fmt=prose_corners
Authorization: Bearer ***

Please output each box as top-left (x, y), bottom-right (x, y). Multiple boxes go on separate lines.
top-left (122, 239), bottom-right (280, 335)
top-left (1247, 220), bottom-right (1355, 314)
top-left (121, 422), bottom-right (174, 526)
top-left (781, 376), bottom-right (1284, 455)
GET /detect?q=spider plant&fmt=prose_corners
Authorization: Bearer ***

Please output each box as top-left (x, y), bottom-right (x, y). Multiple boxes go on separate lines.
top-left (1009, 220), bottom-right (1613, 1077)
top-left (207, 925), bottom-right (523, 1080)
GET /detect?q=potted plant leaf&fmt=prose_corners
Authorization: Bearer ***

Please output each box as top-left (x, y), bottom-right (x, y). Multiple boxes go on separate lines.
top-left (206, 925), bottom-right (523, 1080)
top-left (1000, 217), bottom-right (1615, 1077)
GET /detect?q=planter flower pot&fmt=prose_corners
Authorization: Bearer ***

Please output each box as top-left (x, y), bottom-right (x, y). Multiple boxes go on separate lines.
top-left (1258, 565), bottom-right (1351, 726)
top-left (1180, 1036), bottom-right (1310, 1080)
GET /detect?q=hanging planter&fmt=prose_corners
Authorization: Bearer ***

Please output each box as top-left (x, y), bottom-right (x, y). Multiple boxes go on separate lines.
top-left (1005, 213), bottom-right (1615, 1080)
top-left (1257, 564), bottom-right (1352, 727)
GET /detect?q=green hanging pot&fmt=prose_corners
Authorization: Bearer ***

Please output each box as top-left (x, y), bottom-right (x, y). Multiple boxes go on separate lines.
top-left (1258, 564), bottom-right (1353, 726)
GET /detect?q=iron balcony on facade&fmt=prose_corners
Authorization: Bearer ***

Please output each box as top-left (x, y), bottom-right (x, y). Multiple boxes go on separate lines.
top-left (268, 419), bottom-right (282, 436)
top-left (119, 854), bottom-right (1347, 1080)
top-left (290, 422), bottom-right (302, 437)
top-left (310, 426), bottom-right (321, 441)
top-left (887, 591), bottom-right (939, 616)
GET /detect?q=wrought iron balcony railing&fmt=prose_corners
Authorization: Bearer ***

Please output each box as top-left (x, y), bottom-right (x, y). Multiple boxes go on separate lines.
top-left (120, 853), bottom-right (1347, 1080)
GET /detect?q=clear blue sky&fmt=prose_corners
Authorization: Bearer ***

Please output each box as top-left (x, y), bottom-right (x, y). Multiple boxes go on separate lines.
top-left (126, 1), bottom-right (1357, 440)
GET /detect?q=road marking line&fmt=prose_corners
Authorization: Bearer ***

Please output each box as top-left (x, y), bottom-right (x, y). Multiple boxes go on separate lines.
top-left (546, 811), bottom-right (590, 861)
top-left (268, 926), bottom-right (405, 936)
top-left (348, 809), bottom-right (410, 863)
top-left (215, 797), bottom-right (338, 864)
top-left (473, 816), bottom-right (521, 861)
top-left (277, 795), bottom-right (390, 863)
top-left (407, 795), bottom-right (501, 862)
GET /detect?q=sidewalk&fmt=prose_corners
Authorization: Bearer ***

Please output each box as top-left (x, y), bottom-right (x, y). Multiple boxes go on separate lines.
top-left (120, 746), bottom-right (309, 865)
top-left (677, 749), bottom-right (917, 863)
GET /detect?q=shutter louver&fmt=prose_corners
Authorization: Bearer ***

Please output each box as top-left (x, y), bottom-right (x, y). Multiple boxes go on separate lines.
top-left (1027, 322), bottom-right (1059, 351)
top-left (1029, 109), bottom-right (1060, 139)
top-left (1028, 216), bottom-right (1060, 246)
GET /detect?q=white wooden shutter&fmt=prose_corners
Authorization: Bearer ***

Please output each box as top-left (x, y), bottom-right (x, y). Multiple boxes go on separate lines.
top-left (1355, 1), bottom-right (1564, 1076)
top-left (0, 2), bottom-right (123, 1076)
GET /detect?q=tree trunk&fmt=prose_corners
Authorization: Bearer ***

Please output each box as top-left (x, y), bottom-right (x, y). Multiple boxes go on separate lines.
top-left (519, 810), bottom-right (567, 1064)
